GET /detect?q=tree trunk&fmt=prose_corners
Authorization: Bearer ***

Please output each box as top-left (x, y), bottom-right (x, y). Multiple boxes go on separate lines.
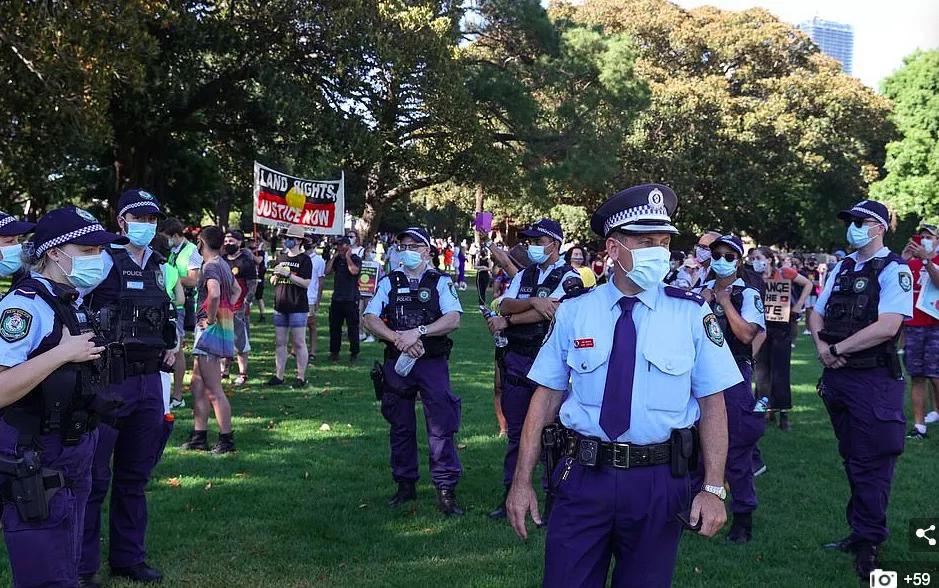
top-left (360, 161), bottom-right (389, 241)
top-left (215, 188), bottom-right (232, 230)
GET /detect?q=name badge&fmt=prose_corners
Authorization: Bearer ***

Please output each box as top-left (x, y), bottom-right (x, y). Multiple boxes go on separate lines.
top-left (126, 281), bottom-right (144, 290)
top-left (574, 338), bottom-right (594, 349)
top-left (397, 288), bottom-right (410, 294)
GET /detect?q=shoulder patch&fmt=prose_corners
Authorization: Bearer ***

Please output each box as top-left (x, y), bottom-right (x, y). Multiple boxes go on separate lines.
top-left (664, 285), bottom-right (706, 306)
top-left (1, 308), bottom-right (33, 343)
top-left (754, 294), bottom-right (765, 314)
top-left (899, 271), bottom-right (912, 292)
top-left (447, 280), bottom-right (458, 298)
top-left (703, 313), bottom-right (724, 347)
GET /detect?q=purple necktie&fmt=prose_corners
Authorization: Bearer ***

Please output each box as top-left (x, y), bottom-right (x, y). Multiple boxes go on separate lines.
top-left (599, 296), bottom-right (638, 441)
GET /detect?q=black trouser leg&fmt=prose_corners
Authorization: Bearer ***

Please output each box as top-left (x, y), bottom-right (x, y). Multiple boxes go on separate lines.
top-left (329, 302), bottom-right (343, 354)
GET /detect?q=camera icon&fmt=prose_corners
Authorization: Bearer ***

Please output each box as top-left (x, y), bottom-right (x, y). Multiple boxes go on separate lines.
top-left (869, 569), bottom-right (898, 588)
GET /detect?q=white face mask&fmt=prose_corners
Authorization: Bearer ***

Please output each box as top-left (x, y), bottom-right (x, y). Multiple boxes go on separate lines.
top-left (612, 241), bottom-right (671, 292)
top-left (923, 238), bottom-right (935, 253)
top-left (694, 245), bottom-right (711, 264)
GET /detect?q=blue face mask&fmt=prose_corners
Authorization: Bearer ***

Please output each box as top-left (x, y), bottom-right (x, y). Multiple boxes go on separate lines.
top-left (710, 257), bottom-right (738, 278)
top-left (284, 239), bottom-right (298, 250)
top-left (846, 223), bottom-right (877, 249)
top-left (126, 221), bottom-right (157, 247)
top-left (55, 249), bottom-right (105, 289)
top-left (528, 245), bottom-right (549, 264)
top-left (0, 244), bottom-right (23, 277)
top-left (401, 250), bottom-right (423, 269)
top-left (613, 242), bottom-right (671, 292)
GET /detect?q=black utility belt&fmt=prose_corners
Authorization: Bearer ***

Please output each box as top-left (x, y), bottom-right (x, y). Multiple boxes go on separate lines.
top-left (124, 357), bottom-right (162, 377)
top-left (565, 434), bottom-right (671, 469)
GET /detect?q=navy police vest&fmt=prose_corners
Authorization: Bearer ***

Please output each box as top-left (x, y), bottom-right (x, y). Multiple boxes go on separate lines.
top-left (504, 263), bottom-right (574, 355)
top-left (381, 269), bottom-right (452, 359)
top-left (86, 245), bottom-right (175, 363)
top-left (712, 285), bottom-right (753, 363)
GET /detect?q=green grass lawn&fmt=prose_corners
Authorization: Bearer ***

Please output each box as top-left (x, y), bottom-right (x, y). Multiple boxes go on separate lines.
top-left (2, 277), bottom-right (938, 587)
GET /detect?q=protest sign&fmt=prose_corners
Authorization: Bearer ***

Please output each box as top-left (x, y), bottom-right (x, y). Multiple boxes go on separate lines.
top-left (358, 261), bottom-right (381, 297)
top-left (764, 279), bottom-right (791, 323)
top-left (253, 162), bottom-right (344, 235)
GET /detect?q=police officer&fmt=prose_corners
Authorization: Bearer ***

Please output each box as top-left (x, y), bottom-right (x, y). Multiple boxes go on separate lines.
top-left (484, 219), bottom-right (582, 520)
top-left (362, 227), bottom-right (465, 515)
top-left (0, 207), bottom-right (125, 587)
top-left (506, 184), bottom-right (742, 588)
top-left (80, 189), bottom-right (177, 585)
top-left (697, 234), bottom-right (766, 544)
top-left (809, 199), bottom-right (913, 579)
top-left (0, 211), bottom-right (36, 290)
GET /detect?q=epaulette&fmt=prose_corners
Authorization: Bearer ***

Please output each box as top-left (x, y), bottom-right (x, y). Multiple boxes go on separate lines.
top-left (12, 287), bottom-right (37, 300)
top-left (663, 285), bottom-right (705, 306)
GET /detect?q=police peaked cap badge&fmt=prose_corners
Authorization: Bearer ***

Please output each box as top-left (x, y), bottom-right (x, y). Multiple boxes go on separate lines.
top-left (591, 183), bottom-right (679, 237)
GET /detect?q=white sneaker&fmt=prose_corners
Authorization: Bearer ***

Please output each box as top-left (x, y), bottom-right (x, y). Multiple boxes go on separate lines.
top-left (802, 329), bottom-right (811, 335)
top-left (926, 411), bottom-right (939, 425)
top-left (364, 335), bottom-right (375, 343)
top-left (169, 398), bottom-right (186, 410)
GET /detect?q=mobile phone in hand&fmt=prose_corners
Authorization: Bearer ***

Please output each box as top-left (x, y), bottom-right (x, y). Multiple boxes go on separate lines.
top-left (675, 510), bottom-right (702, 532)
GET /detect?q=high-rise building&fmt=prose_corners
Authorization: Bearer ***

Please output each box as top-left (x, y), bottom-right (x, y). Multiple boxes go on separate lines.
top-left (798, 17), bottom-right (854, 75)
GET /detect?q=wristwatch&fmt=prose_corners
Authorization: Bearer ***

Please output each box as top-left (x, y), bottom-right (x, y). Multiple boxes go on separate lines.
top-left (829, 344), bottom-right (840, 357)
top-left (417, 325), bottom-right (428, 336)
top-left (702, 484), bottom-right (727, 501)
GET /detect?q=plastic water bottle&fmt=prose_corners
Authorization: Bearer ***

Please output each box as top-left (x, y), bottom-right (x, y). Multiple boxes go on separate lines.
top-left (479, 305), bottom-right (508, 348)
top-left (394, 352), bottom-right (418, 377)
top-left (753, 396), bottom-right (770, 413)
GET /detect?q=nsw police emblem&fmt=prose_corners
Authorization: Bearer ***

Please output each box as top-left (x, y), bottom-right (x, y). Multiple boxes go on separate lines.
top-left (75, 208), bottom-right (98, 223)
top-left (536, 287), bottom-right (551, 298)
top-left (899, 272), bottom-right (912, 292)
top-left (703, 313), bottom-right (724, 347)
top-left (754, 295), bottom-right (764, 314)
top-left (853, 278), bottom-right (868, 293)
top-left (139, 191), bottom-right (155, 200)
top-left (648, 188), bottom-right (664, 207)
top-left (418, 288), bottom-right (432, 303)
top-left (156, 271), bottom-right (166, 289)
top-left (0, 308), bottom-right (32, 343)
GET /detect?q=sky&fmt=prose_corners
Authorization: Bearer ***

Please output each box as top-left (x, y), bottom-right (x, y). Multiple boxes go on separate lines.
top-left (672, 0), bottom-right (939, 89)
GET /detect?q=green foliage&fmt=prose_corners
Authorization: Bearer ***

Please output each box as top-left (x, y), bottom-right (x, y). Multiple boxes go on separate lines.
top-left (870, 50), bottom-right (939, 224)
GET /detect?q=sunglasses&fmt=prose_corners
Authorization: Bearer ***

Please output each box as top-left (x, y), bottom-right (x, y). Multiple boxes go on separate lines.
top-left (847, 218), bottom-right (878, 228)
top-left (711, 252), bottom-right (738, 263)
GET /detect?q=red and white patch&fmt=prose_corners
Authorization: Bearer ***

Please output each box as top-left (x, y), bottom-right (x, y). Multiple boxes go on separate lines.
top-left (573, 338), bottom-right (594, 349)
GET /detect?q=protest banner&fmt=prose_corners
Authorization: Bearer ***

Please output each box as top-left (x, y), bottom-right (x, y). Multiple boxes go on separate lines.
top-left (916, 275), bottom-right (939, 320)
top-left (764, 279), bottom-right (791, 323)
top-left (253, 161), bottom-right (344, 235)
top-left (358, 261), bottom-right (381, 297)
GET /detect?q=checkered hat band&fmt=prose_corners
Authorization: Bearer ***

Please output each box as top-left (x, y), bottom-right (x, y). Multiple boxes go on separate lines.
top-left (401, 230), bottom-right (430, 247)
top-left (0, 217), bottom-right (13, 230)
top-left (614, 222), bottom-right (680, 235)
top-left (36, 224), bottom-right (105, 255)
top-left (119, 200), bottom-right (160, 218)
top-left (536, 227), bottom-right (563, 242)
top-left (604, 206), bottom-right (671, 235)
top-left (852, 206), bottom-right (887, 229)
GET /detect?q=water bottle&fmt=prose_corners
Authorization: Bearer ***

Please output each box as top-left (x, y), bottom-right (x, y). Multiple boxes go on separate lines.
top-left (394, 352), bottom-right (418, 377)
top-left (753, 396), bottom-right (770, 413)
top-left (479, 305), bottom-right (508, 348)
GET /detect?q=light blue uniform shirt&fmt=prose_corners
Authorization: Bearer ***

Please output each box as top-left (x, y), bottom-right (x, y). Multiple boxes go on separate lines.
top-left (700, 278), bottom-right (766, 331)
top-left (364, 266), bottom-right (463, 317)
top-left (503, 258), bottom-right (580, 300)
top-left (0, 274), bottom-right (77, 367)
top-left (528, 281), bottom-right (743, 445)
top-left (76, 243), bottom-right (156, 302)
top-left (815, 247), bottom-right (914, 319)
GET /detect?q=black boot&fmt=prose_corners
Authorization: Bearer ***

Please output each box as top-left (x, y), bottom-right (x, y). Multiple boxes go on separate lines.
top-left (211, 432), bottom-right (236, 454)
top-left (854, 542), bottom-right (879, 579)
top-left (180, 429), bottom-right (208, 451)
top-left (387, 481), bottom-right (417, 507)
top-left (779, 411), bottom-right (791, 431)
top-left (822, 535), bottom-right (861, 553)
top-left (111, 562), bottom-right (163, 583)
top-left (488, 487), bottom-right (509, 520)
top-left (726, 512), bottom-right (753, 544)
top-left (436, 487), bottom-right (464, 516)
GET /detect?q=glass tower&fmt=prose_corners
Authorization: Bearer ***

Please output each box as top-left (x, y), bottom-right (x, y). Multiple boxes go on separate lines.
top-left (798, 17), bottom-right (854, 75)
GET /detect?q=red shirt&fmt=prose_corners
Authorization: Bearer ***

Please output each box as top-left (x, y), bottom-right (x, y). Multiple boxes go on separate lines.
top-left (906, 256), bottom-right (939, 327)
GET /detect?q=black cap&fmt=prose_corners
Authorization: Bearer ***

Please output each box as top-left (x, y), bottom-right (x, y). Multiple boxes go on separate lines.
top-left (591, 183), bottom-right (679, 237)
top-left (396, 227), bottom-right (431, 247)
top-left (117, 189), bottom-right (164, 219)
top-left (0, 211), bottom-right (36, 237)
top-left (710, 234), bottom-right (744, 257)
top-left (837, 200), bottom-right (890, 229)
top-left (518, 219), bottom-right (563, 242)
top-left (225, 229), bottom-right (245, 242)
top-left (32, 207), bottom-right (128, 256)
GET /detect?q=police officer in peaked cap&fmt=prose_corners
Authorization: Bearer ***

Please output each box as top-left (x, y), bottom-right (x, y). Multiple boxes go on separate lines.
top-left (0, 210), bottom-right (37, 293)
top-left (809, 199), bottom-right (914, 580)
top-left (79, 189), bottom-right (178, 586)
top-left (0, 206), bottom-right (125, 587)
top-left (362, 227), bottom-right (466, 515)
top-left (506, 184), bottom-right (741, 588)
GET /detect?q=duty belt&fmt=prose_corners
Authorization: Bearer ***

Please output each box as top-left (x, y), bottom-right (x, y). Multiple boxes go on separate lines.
top-left (565, 433), bottom-right (672, 469)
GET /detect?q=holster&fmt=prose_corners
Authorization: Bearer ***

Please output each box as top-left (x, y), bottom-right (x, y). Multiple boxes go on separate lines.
top-left (0, 449), bottom-right (64, 523)
top-left (370, 361), bottom-right (385, 402)
top-left (670, 428), bottom-right (696, 478)
top-left (541, 422), bottom-right (567, 518)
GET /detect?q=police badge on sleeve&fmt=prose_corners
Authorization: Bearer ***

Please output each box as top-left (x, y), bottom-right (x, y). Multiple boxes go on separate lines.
top-left (0, 308), bottom-right (32, 343)
top-left (703, 313), bottom-right (724, 347)
top-left (754, 295), bottom-right (765, 314)
top-left (899, 271), bottom-right (913, 292)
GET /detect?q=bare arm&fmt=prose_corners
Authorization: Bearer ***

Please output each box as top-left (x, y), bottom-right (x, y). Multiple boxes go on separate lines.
top-left (507, 387), bottom-right (563, 539)
top-left (363, 313), bottom-right (397, 343)
top-left (717, 298), bottom-right (759, 344)
top-left (173, 282), bottom-right (185, 306)
top-left (325, 255), bottom-right (337, 275)
top-left (832, 313), bottom-right (905, 356)
top-left (690, 391), bottom-right (728, 537)
top-left (288, 274), bottom-right (311, 289)
top-left (792, 273), bottom-right (813, 311)
top-left (752, 330), bottom-right (766, 357)
top-left (927, 259), bottom-right (939, 288)
top-left (346, 251), bottom-right (360, 275)
top-left (500, 297), bottom-right (534, 314)
top-left (205, 279), bottom-right (220, 323)
top-left (180, 268), bottom-right (200, 289)
top-left (230, 278), bottom-right (242, 306)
